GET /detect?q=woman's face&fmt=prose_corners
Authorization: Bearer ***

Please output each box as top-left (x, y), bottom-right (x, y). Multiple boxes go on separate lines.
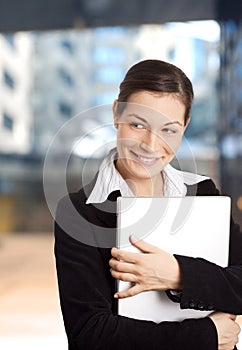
top-left (113, 91), bottom-right (188, 183)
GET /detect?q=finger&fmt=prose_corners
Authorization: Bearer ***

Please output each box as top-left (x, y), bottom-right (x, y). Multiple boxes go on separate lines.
top-left (114, 284), bottom-right (142, 299)
top-left (110, 269), bottom-right (137, 283)
top-left (130, 235), bottom-right (160, 253)
top-left (226, 313), bottom-right (237, 321)
top-left (232, 332), bottom-right (240, 348)
top-left (111, 247), bottom-right (138, 263)
top-left (109, 258), bottom-right (137, 274)
top-left (235, 321), bottom-right (241, 334)
top-left (211, 312), bottom-right (236, 320)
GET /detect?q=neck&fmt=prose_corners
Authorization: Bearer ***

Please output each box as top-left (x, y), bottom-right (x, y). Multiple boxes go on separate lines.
top-left (126, 174), bottom-right (164, 197)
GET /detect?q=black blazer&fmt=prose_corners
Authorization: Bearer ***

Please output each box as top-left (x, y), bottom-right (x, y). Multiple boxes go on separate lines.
top-left (54, 178), bottom-right (242, 350)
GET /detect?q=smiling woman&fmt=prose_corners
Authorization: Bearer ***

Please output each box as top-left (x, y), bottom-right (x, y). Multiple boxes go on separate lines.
top-left (54, 59), bottom-right (242, 350)
top-left (113, 93), bottom-right (187, 196)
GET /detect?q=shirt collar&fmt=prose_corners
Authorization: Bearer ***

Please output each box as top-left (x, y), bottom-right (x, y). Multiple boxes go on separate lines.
top-left (86, 148), bottom-right (209, 204)
top-left (162, 164), bottom-right (209, 197)
top-left (86, 148), bottom-right (133, 204)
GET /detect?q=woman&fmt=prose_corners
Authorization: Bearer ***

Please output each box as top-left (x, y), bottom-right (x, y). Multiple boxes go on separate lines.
top-left (54, 59), bottom-right (242, 349)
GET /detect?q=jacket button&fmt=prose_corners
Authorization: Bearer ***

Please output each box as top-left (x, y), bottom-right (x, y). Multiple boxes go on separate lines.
top-left (197, 302), bottom-right (205, 310)
top-left (189, 301), bottom-right (197, 308)
top-left (182, 302), bottom-right (189, 308)
top-left (207, 304), bottom-right (214, 310)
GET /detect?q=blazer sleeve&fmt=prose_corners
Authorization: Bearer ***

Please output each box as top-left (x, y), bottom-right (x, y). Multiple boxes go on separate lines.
top-left (54, 194), bottom-right (217, 350)
top-left (171, 179), bottom-right (242, 314)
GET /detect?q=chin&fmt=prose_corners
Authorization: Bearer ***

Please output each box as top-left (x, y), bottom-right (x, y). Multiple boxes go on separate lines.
top-left (130, 162), bottom-right (165, 180)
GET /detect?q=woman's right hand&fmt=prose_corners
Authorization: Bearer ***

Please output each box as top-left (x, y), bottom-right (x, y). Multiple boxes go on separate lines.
top-left (209, 312), bottom-right (241, 350)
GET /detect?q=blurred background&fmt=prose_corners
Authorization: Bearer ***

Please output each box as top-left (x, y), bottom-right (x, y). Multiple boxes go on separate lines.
top-left (0, 0), bottom-right (241, 349)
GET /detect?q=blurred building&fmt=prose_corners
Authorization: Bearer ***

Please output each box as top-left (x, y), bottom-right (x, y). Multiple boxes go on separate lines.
top-left (0, 33), bottom-right (33, 154)
top-left (31, 27), bottom-right (142, 156)
top-left (31, 23), bottom-right (220, 155)
top-left (219, 20), bottom-right (242, 226)
top-left (0, 22), bottom-right (225, 232)
top-left (135, 22), bottom-right (220, 143)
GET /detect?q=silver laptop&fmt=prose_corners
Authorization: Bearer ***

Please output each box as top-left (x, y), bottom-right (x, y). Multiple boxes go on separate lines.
top-left (116, 196), bottom-right (231, 322)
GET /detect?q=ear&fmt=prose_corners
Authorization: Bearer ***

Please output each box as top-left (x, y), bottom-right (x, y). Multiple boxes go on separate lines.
top-left (112, 99), bottom-right (119, 129)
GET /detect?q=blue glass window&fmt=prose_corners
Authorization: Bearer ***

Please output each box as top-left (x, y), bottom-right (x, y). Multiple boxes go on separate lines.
top-left (92, 67), bottom-right (124, 83)
top-left (60, 39), bottom-right (74, 54)
top-left (94, 27), bottom-right (126, 39)
top-left (3, 70), bottom-right (15, 89)
top-left (3, 113), bottom-right (14, 131)
top-left (58, 67), bottom-right (74, 87)
top-left (92, 46), bottom-right (125, 64)
top-left (59, 102), bottom-right (73, 118)
top-left (4, 34), bottom-right (15, 48)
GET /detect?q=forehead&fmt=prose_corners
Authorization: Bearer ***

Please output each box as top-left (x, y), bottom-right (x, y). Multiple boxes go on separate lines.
top-left (120, 91), bottom-right (186, 126)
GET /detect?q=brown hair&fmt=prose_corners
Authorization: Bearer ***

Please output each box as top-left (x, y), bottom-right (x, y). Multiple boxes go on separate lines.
top-left (117, 59), bottom-right (194, 125)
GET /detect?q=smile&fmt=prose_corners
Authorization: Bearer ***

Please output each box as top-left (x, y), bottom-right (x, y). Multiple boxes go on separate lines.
top-left (130, 150), bottom-right (161, 165)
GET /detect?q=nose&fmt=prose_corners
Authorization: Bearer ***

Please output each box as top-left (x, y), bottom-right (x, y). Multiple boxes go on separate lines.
top-left (140, 129), bottom-right (164, 154)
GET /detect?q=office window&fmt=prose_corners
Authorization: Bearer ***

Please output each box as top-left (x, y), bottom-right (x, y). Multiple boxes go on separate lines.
top-left (58, 67), bottom-right (74, 87)
top-left (60, 39), bottom-right (74, 54)
top-left (3, 70), bottom-right (15, 89)
top-left (92, 46), bottom-right (125, 64)
top-left (3, 113), bottom-right (14, 131)
top-left (92, 67), bottom-right (124, 83)
top-left (59, 101), bottom-right (73, 118)
top-left (94, 26), bottom-right (126, 39)
top-left (4, 34), bottom-right (15, 48)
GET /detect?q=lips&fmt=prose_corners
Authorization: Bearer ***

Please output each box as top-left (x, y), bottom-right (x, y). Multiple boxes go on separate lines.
top-left (130, 150), bottom-right (161, 166)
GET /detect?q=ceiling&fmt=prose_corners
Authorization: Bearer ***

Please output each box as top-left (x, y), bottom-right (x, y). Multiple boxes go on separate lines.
top-left (0, 0), bottom-right (241, 33)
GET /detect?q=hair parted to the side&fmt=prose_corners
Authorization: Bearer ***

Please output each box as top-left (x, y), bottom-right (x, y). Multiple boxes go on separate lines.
top-left (117, 59), bottom-right (194, 125)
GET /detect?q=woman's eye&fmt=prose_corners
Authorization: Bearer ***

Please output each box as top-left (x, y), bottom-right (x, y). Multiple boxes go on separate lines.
top-left (162, 127), bottom-right (177, 134)
top-left (130, 123), bottom-right (145, 129)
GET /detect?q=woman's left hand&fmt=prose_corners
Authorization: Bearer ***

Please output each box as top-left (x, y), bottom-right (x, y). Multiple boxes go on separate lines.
top-left (109, 235), bottom-right (183, 299)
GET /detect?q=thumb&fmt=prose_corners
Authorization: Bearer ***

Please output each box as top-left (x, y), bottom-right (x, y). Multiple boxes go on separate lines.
top-left (227, 314), bottom-right (236, 321)
top-left (129, 234), bottom-right (158, 253)
top-left (211, 312), bottom-right (236, 321)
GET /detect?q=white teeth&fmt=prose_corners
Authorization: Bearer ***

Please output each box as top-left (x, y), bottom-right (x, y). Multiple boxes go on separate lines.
top-left (138, 155), bottom-right (156, 163)
top-left (131, 151), bottom-right (158, 164)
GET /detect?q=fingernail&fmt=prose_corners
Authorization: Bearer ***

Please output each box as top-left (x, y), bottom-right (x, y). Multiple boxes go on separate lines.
top-left (130, 234), bottom-right (139, 243)
top-left (114, 293), bottom-right (119, 298)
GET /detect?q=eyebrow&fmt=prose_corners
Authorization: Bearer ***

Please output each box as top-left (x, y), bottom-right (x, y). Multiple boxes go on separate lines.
top-left (127, 114), bottom-right (148, 124)
top-left (163, 121), bottom-right (184, 127)
top-left (128, 114), bottom-right (184, 127)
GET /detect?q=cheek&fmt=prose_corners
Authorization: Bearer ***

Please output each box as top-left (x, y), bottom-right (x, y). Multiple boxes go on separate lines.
top-left (158, 134), bottom-right (183, 155)
top-left (117, 126), bottom-right (141, 147)
top-left (117, 137), bottom-right (138, 152)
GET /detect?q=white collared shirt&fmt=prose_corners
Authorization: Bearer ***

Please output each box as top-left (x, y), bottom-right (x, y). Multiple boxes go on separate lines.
top-left (86, 148), bottom-right (209, 204)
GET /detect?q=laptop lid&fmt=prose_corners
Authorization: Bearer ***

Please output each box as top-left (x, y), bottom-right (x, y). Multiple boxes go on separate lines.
top-left (116, 196), bottom-right (231, 322)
